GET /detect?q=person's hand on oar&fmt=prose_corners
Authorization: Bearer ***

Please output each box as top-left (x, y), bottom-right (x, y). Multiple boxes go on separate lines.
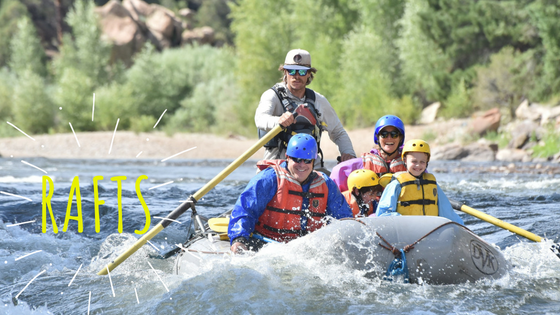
top-left (450, 199), bottom-right (560, 259)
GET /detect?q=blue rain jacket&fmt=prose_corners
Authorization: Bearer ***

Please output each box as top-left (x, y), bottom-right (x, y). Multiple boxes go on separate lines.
top-left (228, 161), bottom-right (353, 244)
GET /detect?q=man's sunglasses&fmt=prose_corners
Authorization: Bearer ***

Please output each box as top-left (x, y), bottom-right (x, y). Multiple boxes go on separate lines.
top-left (286, 69), bottom-right (309, 76)
top-left (379, 130), bottom-right (401, 139)
top-left (289, 156), bottom-right (314, 164)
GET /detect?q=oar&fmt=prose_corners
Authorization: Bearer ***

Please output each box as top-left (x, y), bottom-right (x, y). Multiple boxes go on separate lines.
top-left (97, 123), bottom-right (287, 275)
top-left (450, 199), bottom-right (560, 258)
top-left (208, 217), bottom-right (280, 244)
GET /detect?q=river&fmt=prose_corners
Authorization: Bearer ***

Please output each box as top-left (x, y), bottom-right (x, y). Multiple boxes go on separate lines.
top-left (1, 158), bottom-right (559, 314)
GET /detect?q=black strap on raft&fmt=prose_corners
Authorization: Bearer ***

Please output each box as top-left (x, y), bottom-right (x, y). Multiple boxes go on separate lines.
top-left (399, 199), bottom-right (436, 207)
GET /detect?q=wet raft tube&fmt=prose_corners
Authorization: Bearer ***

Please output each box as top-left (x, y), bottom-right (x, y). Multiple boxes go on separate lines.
top-left (174, 216), bottom-right (510, 284)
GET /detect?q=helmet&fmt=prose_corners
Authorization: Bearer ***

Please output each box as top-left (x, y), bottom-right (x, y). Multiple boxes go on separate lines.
top-left (286, 133), bottom-right (318, 159)
top-left (374, 115), bottom-right (405, 145)
top-left (347, 169), bottom-right (380, 190)
top-left (401, 139), bottom-right (431, 162)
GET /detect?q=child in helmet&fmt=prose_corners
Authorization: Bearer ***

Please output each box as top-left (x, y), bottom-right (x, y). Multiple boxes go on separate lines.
top-left (331, 115), bottom-right (407, 192)
top-left (376, 139), bottom-right (464, 224)
top-left (343, 169), bottom-right (385, 217)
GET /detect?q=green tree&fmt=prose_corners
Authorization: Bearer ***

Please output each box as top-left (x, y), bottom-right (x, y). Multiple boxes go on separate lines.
top-left (52, 0), bottom-right (111, 86)
top-left (527, 0), bottom-right (560, 99)
top-left (9, 16), bottom-right (46, 77)
top-left (0, 0), bottom-right (28, 69)
top-left (12, 69), bottom-right (54, 134)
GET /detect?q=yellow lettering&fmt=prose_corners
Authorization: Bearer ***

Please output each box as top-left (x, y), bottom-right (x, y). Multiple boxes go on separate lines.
top-left (63, 176), bottom-right (83, 233)
top-left (111, 176), bottom-right (127, 233)
top-left (135, 175), bottom-right (151, 234)
top-left (93, 176), bottom-right (104, 233)
top-left (42, 176), bottom-right (57, 233)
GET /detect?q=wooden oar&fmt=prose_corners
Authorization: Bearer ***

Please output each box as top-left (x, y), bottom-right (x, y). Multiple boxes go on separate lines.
top-left (97, 123), bottom-right (287, 275)
top-left (450, 199), bottom-right (560, 258)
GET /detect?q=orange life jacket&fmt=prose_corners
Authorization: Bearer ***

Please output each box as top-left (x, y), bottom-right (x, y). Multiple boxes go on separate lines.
top-left (254, 162), bottom-right (329, 242)
top-left (342, 190), bottom-right (375, 217)
top-left (362, 152), bottom-right (406, 175)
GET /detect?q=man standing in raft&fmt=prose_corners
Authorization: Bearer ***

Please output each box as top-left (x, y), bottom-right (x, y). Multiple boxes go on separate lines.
top-left (228, 134), bottom-right (352, 253)
top-left (330, 115), bottom-right (407, 192)
top-left (255, 49), bottom-right (355, 170)
top-left (376, 139), bottom-right (464, 224)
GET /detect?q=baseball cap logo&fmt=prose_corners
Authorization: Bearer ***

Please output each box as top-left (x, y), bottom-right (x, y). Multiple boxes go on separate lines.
top-left (293, 54), bottom-right (302, 63)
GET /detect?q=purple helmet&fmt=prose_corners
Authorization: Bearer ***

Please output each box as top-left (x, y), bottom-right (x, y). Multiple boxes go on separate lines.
top-left (286, 134), bottom-right (318, 159)
top-left (374, 115), bottom-right (405, 145)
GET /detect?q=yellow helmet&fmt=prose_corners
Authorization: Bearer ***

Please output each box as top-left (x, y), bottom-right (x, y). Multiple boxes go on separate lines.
top-left (401, 139), bottom-right (431, 161)
top-left (347, 169), bottom-right (380, 190)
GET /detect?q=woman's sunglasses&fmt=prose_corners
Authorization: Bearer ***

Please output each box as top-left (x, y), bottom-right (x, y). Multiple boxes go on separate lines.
top-left (379, 130), bottom-right (401, 139)
top-left (289, 156), bottom-right (314, 164)
top-left (286, 69), bottom-right (309, 76)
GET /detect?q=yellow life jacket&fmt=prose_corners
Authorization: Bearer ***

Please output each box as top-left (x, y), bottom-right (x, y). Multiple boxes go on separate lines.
top-left (395, 172), bottom-right (439, 216)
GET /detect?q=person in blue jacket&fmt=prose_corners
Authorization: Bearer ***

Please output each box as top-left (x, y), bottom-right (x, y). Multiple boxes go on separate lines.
top-left (229, 133), bottom-right (353, 253)
top-left (377, 139), bottom-right (464, 225)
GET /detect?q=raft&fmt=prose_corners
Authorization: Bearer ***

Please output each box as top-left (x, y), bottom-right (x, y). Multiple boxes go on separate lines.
top-left (174, 214), bottom-right (510, 284)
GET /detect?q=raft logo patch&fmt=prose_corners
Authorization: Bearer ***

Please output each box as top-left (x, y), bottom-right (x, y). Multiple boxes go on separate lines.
top-left (470, 240), bottom-right (499, 275)
top-left (312, 200), bottom-right (319, 208)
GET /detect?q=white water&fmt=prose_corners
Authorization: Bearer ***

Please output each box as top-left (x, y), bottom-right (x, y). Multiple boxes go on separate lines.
top-left (1, 159), bottom-right (560, 314)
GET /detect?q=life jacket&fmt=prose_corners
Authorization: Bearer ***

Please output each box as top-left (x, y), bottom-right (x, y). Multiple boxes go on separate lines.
top-left (254, 162), bottom-right (329, 242)
top-left (342, 190), bottom-right (374, 217)
top-left (257, 84), bottom-right (325, 165)
top-left (362, 152), bottom-right (406, 176)
top-left (394, 172), bottom-right (439, 216)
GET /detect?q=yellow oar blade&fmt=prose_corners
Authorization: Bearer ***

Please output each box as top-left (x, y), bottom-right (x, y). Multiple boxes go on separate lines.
top-left (450, 199), bottom-right (543, 243)
top-left (96, 124), bottom-right (285, 275)
top-left (208, 217), bottom-right (229, 233)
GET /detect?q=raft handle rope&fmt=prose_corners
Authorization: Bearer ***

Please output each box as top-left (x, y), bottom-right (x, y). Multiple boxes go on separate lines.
top-left (377, 221), bottom-right (470, 282)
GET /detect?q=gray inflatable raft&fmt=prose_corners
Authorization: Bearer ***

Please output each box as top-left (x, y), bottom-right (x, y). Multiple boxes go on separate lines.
top-left (174, 215), bottom-right (510, 284)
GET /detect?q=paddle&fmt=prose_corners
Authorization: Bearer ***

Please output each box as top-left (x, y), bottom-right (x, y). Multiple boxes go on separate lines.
top-left (449, 199), bottom-right (560, 258)
top-left (97, 123), bottom-right (288, 275)
top-left (208, 217), bottom-right (280, 244)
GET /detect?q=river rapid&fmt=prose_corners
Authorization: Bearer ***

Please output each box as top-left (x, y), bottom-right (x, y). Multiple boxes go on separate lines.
top-left (1, 158), bottom-right (559, 314)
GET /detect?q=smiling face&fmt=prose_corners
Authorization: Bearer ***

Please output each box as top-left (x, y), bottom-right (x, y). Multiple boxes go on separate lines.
top-left (284, 69), bottom-right (310, 97)
top-left (287, 156), bottom-right (313, 183)
top-left (378, 126), bottom-right (402, 158)
top-left (405, 152), bottom-right (428, 176)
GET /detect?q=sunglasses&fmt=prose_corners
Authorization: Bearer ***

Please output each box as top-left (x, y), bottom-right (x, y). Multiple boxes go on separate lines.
top-left (286, 69), bottom-right (309, 76)
top-left (289, 156), bottom-right (314, 164)
top-left (379, 130), bottom-right (401, 139)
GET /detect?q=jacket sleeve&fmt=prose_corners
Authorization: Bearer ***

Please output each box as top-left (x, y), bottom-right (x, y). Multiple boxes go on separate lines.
top-left (313, 92), bottom-right (356, 157)
top-left (329, 157), bottom-right (364, 192)
top-left (255, 88), bottom-right (284, 131)
top-left (436, 184), bottom-right (465, 225)
top-left (376, 180), bottom-right (401, 216)
top-left (323, 174), bottom-right (353, 219)
top-left (228, 168), bottom-right (278, 244)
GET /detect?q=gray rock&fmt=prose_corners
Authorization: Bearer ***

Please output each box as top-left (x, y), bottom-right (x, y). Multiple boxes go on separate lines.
top-left (496, 149), bottom-right (531, 162)
top-left (419, 102), bottom-right (440, 125)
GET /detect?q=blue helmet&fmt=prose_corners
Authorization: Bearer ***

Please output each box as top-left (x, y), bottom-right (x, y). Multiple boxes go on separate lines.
top-left (374, 115), bottom-right (405, 145)
top-left (286, 134), bottom-right (318, 159)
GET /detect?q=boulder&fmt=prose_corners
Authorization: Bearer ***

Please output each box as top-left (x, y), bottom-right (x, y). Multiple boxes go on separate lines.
top-left (182, 26), bottom-right (215, 46)
top-left (419, 102), bottom-right (440, 125)
top-left (468, 108), bottom-right (501, 137)
top-left (461, 141), bottom-right (497, 162)
top-left (431, 143), bottom-right (469, 161)
top-left (507, 120), bottom-right (539, 149)
top-left (496, 149), bottom-right (532, 162)
top-left (95, 1), bottom-right (145, 66)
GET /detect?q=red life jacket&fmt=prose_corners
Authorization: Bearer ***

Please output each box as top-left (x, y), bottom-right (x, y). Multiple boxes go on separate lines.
top-left (342, 190), bottom-right (375, 217)
top-left (362, 152), bottom-right (406, 175)
top-left (254, 162), bottom-right (329, 242)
